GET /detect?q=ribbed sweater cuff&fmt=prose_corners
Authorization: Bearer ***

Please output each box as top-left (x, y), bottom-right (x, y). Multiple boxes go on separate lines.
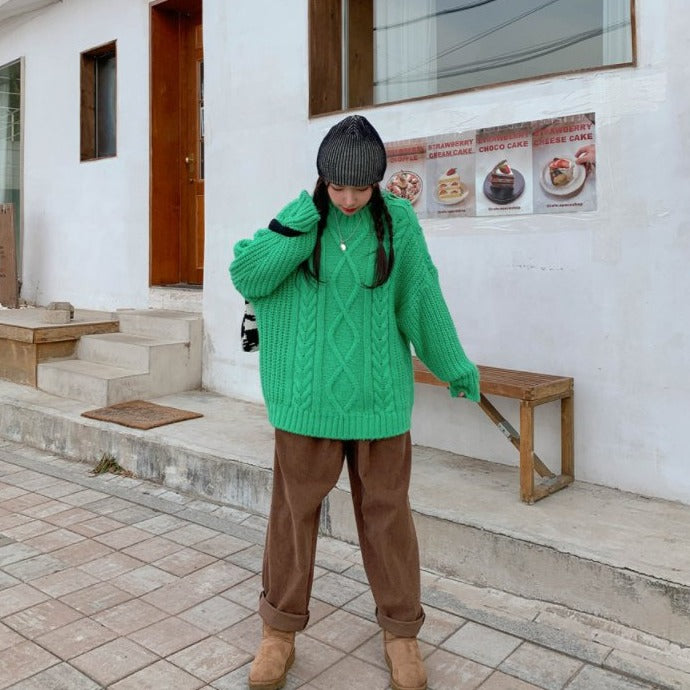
top-left (449, 361), bottom-right (480, 402)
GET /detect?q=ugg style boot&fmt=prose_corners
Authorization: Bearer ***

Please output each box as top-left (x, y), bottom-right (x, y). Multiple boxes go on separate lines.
top-left (383, 630), bottom-right (428, 690)
top-left (248, 623), bottom-right (295, 690)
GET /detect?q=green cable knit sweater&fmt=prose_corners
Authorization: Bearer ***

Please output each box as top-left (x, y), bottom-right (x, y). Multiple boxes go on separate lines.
top-left (230, 190), bottom-right (479, 440)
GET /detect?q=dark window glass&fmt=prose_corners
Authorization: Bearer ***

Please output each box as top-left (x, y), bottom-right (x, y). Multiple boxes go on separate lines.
top-left (81, 42), bottom-right (116, 161)
top-left (96, 53), bottom-right (116, 157)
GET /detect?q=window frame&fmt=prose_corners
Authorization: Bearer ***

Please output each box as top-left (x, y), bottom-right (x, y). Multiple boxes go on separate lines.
top-left (0, 57), bottom-right (23, 279)
top-left (308, 0), bottom-right (637, 118)
top-left (80, 40), bottom-right (117, 161)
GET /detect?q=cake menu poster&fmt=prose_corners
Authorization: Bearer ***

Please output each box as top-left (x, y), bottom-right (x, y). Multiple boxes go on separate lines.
top-left (475, 125), bottom-right (533, 216)
top-left (531, 115), bottom-right (596, 214)
top-left (383, 113), bottom-right (596, 219)
top-left (384, 139), bottom-right (427, 216)
top-left (426, 133), bottom-right (476, 217)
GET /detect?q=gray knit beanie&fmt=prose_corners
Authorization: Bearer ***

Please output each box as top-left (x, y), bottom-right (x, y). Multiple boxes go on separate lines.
top-left (316, 115), bottom-right (387, 186)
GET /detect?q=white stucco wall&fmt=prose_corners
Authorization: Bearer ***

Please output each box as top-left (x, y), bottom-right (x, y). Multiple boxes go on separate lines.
top-left (0, 0), bottom-right (151, 309)
top-left (203, 0), bottom-right (690, 504)
top-left (1, 1), bottom-right (687, 504)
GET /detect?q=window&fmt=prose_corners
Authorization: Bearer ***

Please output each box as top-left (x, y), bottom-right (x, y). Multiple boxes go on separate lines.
top-left (80, 41), bottom-right (117, 160)
top-left (309, 0), bottom-right (635, 116)
top-left (0, 58), bottom-right (22, 261)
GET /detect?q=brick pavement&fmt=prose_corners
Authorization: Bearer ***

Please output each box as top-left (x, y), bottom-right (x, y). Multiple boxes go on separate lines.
top-left (0, 439), bottom-right (685, 689)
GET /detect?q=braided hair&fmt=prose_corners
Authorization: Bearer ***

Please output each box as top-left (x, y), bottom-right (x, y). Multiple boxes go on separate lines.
top-left (301, 177), bottom-right (395, 288)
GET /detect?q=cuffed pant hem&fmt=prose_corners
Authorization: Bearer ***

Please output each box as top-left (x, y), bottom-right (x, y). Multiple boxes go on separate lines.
top-left (376, 607), bottom-right (425, 637)
top-left (259, 592), bottom-right (310, 632)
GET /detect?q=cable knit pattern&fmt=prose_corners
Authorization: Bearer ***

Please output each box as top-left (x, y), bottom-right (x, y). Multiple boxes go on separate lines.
top-left (229, 190), bottom-right (479, 440)
top-left (324, 243), bottom-right (361, 412)
top-left (291, 277), bottom-right (318, 413)
top-left (371, 284), bottom-right (395, 415)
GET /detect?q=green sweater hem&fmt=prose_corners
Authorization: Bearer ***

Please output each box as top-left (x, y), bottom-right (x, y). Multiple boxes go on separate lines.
top-left (269, 406), bottom-right (412, 441)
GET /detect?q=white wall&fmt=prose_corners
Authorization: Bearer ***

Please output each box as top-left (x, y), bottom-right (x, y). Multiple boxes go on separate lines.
top-left (1, 0), bottom-right (687, 503)
top-left (0, 0), bottom-right (151, 309)
top-left (203, 0), bottom-right (690, 504)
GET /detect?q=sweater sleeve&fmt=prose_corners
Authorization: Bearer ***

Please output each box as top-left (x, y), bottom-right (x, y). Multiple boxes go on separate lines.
top-left (229, 191), bottom-right (320, 300)
top-left (395, 214), bottom-right (480, 402)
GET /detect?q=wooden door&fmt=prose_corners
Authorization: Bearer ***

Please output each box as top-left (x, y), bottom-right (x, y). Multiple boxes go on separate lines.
top-left (150, 0), bottom-right (204, 286)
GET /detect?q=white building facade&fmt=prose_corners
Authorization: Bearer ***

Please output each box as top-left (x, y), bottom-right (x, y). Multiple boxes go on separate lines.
top-left (1, 0), bottom-right (688, 504)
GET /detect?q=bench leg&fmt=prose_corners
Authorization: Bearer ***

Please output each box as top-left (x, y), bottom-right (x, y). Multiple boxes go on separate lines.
top-left (519, 401), bottom-right (535, 503)
top-left (479, 394), bottom-right (554, 479)
top-left (561, 392), bottom-right (574, 478)
top-left (478, 392), bottom-right (573, 504)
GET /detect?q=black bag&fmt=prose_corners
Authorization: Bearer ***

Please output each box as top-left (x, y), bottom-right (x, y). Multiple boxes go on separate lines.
top-left (241, 300), bottom-right (259, 352)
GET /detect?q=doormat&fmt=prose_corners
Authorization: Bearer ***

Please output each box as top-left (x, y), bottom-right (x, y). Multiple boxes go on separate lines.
top-left (82, 400), bottom-right (203, 430)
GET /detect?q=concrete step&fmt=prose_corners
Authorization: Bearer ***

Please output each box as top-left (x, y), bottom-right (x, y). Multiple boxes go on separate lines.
top-left (35, 309), bottom-right (202, 406)
top-left (117, 309), bottom-right (202, 341)
top-left (149, 286), bottom-right (203, 313)
top-left (77, 332), bottom-right (189, 371)
top-left (0, 381), bottom-right (687, 650)
top-left (36, 359), bottom-right (147, 406)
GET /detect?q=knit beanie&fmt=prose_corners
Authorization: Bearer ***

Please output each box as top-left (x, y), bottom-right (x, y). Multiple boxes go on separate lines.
top-left (316, 115), bottom-right (387, 186)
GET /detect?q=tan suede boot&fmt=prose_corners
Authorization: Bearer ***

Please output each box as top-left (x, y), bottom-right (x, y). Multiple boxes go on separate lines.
top-left (248, 623), bottom-right (295, 690)
top-left (383, 630), bottom-right (427, 690)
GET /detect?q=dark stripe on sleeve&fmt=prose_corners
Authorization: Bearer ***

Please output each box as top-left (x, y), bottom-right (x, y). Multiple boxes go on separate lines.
top-left (269, 218), bottom-right (302, 237)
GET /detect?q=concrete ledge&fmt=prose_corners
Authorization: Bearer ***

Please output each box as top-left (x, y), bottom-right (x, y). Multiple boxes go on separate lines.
top-left (327, 487), bottom-right (690, 647)
top-left (0, 380), bottom-right (688, 647)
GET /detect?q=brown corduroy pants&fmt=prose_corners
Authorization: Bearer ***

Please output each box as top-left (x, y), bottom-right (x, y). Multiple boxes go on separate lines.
top-left (258, 429), bottom-right (425, 637)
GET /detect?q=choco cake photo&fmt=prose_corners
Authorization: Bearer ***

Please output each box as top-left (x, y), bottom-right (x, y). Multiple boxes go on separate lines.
top-left (483, 159), bottom-right (525, 204)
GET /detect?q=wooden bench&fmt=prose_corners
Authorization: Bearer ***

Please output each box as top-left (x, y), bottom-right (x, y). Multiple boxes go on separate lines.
top-left (413, 358), bottom-right (574, 503)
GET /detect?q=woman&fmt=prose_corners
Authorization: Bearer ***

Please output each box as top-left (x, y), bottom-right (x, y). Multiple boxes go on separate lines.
top-left (230, 115), bottom-right (479, 690)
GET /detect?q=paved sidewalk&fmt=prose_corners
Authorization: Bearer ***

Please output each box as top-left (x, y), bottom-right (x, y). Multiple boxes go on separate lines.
top-left (0, 441), bottom-right (686, 689)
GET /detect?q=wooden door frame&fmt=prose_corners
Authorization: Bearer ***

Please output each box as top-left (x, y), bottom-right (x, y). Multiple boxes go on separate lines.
top-left (150, 0), bottom-right (203, 286)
